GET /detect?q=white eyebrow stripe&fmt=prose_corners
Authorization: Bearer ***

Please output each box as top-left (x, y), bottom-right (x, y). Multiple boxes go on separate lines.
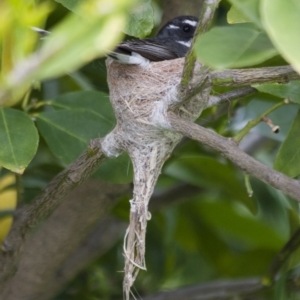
top-left (168, 24), bottom-right (179, 29)
top-left (177, 40), bottom-right (192, 47)
top-left (183, 20), bottom-right (197, 27)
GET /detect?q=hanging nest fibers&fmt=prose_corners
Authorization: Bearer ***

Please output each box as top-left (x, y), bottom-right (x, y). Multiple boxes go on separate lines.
top-left (101, 57), bottom-right (211, 299)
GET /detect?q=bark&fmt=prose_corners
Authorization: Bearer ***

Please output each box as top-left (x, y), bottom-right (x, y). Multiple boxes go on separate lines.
top-left (0, 139), bottom-right (106, 290)
top-left (168, 112), bottom-right (300, 201)
top-left (1, 179), bottom-right (129, 300)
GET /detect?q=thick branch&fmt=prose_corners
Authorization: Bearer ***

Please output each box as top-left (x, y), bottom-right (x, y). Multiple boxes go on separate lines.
top-left (42, 217), bottom-right (127, 300)
top-left (1, 180), bottom-right (128, 300)
top-left (234, 100), bottom-right (287, 143)
top-left (210, 66), bottom-right (300, 87)
top-left (143, 278), bottom-right (262, 300)
top-left (0, 138), bottom-right (107, 289)
top-left (168, 112), bottom-right (300, 201)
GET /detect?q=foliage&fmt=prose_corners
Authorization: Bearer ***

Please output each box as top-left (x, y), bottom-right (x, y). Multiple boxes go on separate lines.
top-left (0, 0), bottom-right (300, 299)
top-left (0, 108), bottom-right (38, 173)
top-left (195, 23), bottom-right (278, 68)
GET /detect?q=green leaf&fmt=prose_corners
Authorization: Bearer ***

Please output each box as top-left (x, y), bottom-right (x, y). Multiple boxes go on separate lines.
top-left (227, 0), bottom-right (262, 28)
top-left (94, 152), bottom-right (133, 184)
top-left (164, 155), bottom-right (255, 211)
top-left (227, 6), bottom-right (250, 24)
top-left (255, 81), bottom-right (300, 104)
top-left (175, 204), bottom-right (229, 263)
top-left (124, 0), bottom-right (154, 38)
top-left (198, 201), bottom-right (285, 249)
top-left (55, 0), bottom-right (86, 11)
top-left (195, 23), bottom-right (278, 69)
top-left (50, 90), bottom-right (116, 124)
top-left (274, 110), bottom-right (300, 178)
top-left (37, 91), bottom-right (133, 183)
top-left (37, 90), bottom-right (115, 164)
top-left (34, 0), bottom-right (130, 79)
top-left (0, 1), bottom-right (52, 106)
top-left (36, 110), bottom-right (112, 165)
top-left (0, 108), bottom-right (39, 173)
top-left (56, 0), bottom-right (154, 38)
top-left (261, 0), bottom-right (300, 74)
top-left (0, 0), bottom-right (133, 106)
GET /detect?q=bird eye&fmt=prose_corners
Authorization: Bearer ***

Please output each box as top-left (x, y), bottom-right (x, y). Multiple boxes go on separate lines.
top-left (182, 25), bottom-right (191, 33)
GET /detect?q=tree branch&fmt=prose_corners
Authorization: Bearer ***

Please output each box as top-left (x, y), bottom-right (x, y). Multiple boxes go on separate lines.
top-left (1, 180), bottom-right (128, 300)
top-left (42, 217), bottom-right (127, 300)
top-left (142, 223), bottom-right (300, 300)
top-left (1, 44), bottom-right (299, 298)
top-left (143, 277), bottom-right (262, 300)
top-left (234, 99), bottom-right (288, 143)
top-left (1, 64), bottom-right (298, 295)
top-left (168, 112), bottom-right (300, 201)
top-left (0, 138), bottom-right (107, 289)
top-left (181, 0), bottom-right (220, 86)
top-left (211, 66), bottom-right (300, 87)
top-left (207, 86), bottom-right (257, 108)
top-left (263, 227), bottom-right (300, 286)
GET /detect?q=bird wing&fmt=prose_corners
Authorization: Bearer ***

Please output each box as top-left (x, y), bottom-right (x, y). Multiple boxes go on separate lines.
top-left (111, 39), bottom-right (180, 62)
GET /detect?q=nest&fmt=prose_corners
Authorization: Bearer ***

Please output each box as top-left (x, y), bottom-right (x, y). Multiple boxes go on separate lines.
top-left (102, 57), bottom-right (210, 299)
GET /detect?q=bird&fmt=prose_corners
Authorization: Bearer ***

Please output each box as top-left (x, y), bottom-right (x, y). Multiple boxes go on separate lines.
top-left (108, 15), bottom-right (199, 65)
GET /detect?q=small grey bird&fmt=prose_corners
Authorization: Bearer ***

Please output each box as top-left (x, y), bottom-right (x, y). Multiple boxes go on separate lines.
top-left (108, 15), bottom-right (199, 65)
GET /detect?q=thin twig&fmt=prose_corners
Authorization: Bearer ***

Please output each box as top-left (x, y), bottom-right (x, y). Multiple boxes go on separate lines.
top-left (0, 183), bottom-right (127, 300)
top-left (14, 174), bottom-right (24, 205)
top-left (168, 112), bottom-right (300, 201)
top-left (263, 228), bottom-right (300, 286)
top-left (142, 227), bottom-right (300, 299)
top-left (181, 0), bottom-right (221, 86)
top-left (234, 99), bottom-right (288, 143)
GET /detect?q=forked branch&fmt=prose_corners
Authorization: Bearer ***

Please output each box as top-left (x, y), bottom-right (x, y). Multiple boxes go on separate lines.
top-left (168, 112), bottom-right (300, 201)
